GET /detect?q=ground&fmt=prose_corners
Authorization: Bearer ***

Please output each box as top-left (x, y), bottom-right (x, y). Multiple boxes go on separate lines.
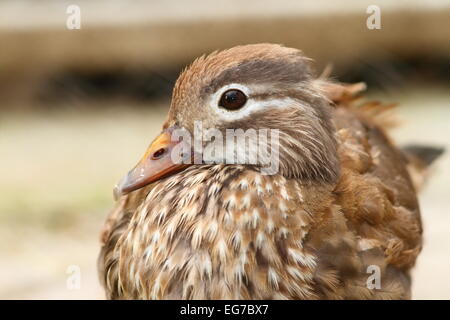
top-left (0, 86), bottom-right (449, 299)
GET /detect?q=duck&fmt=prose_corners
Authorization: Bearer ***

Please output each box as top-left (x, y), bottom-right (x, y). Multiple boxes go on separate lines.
top-left (98, 43), bottom-right (442, 299)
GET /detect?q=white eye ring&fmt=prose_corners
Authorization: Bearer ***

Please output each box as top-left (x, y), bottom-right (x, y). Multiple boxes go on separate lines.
top-left (210, 83), bottom-right (253, 121)
top-left (213, 84), bottom-right (251, 108)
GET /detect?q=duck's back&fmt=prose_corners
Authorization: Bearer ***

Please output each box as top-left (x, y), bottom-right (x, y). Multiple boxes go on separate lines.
top-left (308, 100), bottom-right (422, 299)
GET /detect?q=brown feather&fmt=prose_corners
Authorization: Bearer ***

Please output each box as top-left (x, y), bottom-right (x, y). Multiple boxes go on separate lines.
top-left (98, 44), bottom-right (425, 300)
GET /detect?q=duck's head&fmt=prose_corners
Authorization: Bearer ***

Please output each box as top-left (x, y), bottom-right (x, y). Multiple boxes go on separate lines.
top-left (115, 44), bottom-right (339, 198)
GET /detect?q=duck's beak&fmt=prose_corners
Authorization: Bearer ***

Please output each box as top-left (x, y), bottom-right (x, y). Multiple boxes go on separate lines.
top-left (114, 125), bottom-right (191, 199)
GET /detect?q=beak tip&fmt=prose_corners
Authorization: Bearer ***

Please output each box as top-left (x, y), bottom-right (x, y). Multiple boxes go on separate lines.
top-left (113, 126), bottom-right (193, 197)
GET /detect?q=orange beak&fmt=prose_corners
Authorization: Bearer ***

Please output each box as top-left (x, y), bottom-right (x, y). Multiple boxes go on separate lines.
top-left (114, 125), bottom-right (191, 199)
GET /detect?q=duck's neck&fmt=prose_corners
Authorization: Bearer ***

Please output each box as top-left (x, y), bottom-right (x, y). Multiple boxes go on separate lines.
top-left (117, 164), bottom-right (334, 299)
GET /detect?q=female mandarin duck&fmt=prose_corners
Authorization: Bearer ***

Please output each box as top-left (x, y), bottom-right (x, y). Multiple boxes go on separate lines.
top-left (98, 44), bottom-right (441, 299)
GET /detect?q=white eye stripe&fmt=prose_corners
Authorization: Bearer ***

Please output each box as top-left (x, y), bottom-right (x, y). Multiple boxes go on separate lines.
top-left (211, 83), bottom-right (297, 121)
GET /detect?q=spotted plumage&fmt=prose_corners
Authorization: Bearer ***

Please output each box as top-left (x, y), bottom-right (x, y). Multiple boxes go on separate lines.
top-left (98, 44), bottom-right (439, 299)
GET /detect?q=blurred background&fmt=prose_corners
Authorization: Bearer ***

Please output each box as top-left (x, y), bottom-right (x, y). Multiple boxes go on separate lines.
top-left (0, 0), bottom-right (449, 299)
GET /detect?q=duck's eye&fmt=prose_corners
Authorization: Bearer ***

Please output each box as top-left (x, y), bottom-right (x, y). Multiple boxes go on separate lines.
top-left (218, 89), bottom-right (247, 110)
